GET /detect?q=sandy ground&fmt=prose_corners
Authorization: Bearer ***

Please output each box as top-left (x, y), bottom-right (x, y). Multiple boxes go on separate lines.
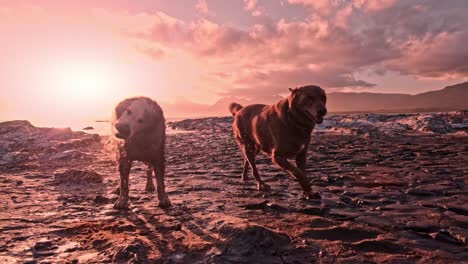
top-left (0, 120), bottom-right (467, 263)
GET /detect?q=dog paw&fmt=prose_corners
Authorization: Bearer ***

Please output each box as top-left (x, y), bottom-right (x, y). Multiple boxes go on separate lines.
top-left (257, 183), bottom-right (271, 192)
top-left (302, 191), bottom-right (321, 200)
top-left (145, 184), bottom-right (156, 192)
top-left (158, 197), bottom-right (172, 208)
top-left (113, 198), bottom-right (129, 210)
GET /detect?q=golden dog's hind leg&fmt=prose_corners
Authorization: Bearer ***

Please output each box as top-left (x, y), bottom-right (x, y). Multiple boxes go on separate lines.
top-left (114, 159), bottom-right (131, 209)
top-left (153, 160), bottom-right (172, 208)
top-left (243, 144), bottom-right (271, 192)
top-left (145, 163), bottom-right (156, 192)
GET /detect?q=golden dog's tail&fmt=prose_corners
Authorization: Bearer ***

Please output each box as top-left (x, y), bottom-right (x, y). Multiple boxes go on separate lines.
top-left (228, 102), bottom-right (243, 116)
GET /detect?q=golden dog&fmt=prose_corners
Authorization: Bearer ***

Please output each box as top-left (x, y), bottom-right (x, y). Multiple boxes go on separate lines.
top-left (112, 97), bottom-right (171, 209)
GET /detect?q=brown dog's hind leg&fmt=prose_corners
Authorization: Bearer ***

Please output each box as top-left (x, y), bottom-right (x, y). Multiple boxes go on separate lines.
top-left (272, 151), bottom-right (320, 199)
top-left (241, 159), bottom-right (249, 181)
top-left (114, 159), bottom-right (131, 210)
top-left (153, 160), bottom-right (172, 208)
top-left (243, 144), bottom-right (271, 192)
top-left (145, 163), bottom-right (156, 192)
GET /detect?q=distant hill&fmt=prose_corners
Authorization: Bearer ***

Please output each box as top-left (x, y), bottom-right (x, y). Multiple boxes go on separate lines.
top-left (162, 82), bottom-right (468, 117)
top-left (327, 82), bottom-right (468, 113)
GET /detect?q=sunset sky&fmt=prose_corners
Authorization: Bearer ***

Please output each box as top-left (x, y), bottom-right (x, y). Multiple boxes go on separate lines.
top-left (1, 0), bottom-right (467, 126)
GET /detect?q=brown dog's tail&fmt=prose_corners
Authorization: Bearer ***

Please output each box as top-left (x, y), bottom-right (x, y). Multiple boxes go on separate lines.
top-left (228, 102), bottom-right (243, 116)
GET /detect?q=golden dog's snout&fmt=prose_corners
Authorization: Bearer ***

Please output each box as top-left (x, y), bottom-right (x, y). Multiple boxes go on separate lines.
top-left (115, 123), bottom-right (130, 138)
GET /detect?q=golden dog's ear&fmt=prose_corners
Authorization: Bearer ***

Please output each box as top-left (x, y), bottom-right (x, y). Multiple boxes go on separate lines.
top-left (115, 98), bottom-right (136, 118)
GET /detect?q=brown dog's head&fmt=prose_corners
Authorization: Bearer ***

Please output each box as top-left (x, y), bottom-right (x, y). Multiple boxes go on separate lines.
top-left (288, 85), bottom-right (327, 124)
top-left (113, 98), bottom-right (162, 140)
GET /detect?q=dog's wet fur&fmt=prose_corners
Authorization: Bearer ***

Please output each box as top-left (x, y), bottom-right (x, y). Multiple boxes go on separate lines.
top-left (229, 85), bottom-right (327, 198)
top-left (111, 97), bottom-right (171, 209)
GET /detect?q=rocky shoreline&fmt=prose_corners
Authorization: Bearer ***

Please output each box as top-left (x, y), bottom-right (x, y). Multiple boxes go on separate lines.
top-left (168, 110), bottom-right (468, 135)
top-left (0, 117), bottom-right (467, 263)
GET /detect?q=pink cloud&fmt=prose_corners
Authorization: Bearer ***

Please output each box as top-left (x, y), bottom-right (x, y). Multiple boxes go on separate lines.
top-left (196, 0), bottom-right (209, 15)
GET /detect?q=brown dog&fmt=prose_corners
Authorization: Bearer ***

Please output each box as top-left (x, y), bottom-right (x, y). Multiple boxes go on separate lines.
top-left (111, 97), bottom-right (171, 209)
top-left (229, 85), bottom-right (327, 198)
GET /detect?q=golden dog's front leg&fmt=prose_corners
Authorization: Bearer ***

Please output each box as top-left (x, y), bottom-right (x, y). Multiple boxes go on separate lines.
top-left (114, 159), bottom-right (131, 210)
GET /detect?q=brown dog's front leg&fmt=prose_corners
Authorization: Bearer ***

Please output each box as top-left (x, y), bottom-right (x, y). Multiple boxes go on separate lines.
top-left (145, 164), bottom-right (156, 192)
top-left (295, 148), bottom-right (307, 174)
top-left (153, 160), bottom-right (172, 208)
top-left (114, 159), bottom-right (131, 210)
top-left (272, 151), bottom-right (320, 199)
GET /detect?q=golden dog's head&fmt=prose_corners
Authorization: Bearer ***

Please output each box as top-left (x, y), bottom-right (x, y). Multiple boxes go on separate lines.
top-left (288, 85), bottom-right (327, 124)
top-left (113, 97), bottom-right (163, 140)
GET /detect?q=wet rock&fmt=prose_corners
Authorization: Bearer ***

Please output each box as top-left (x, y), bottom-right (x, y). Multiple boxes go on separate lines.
top-left (0, 120), bottom-right (34, 134)
top-left (32, 240), bottom-right (57, 258)
top-left (446, 227), bottom-right (468, 245)
top-left (54, 136), bottom-right (100, 150)
top-left (0, 151), bottom-right (30, 165)
top-left (54, 170), bottom-right (103, 185)
top-left (49, 150), bottom-right (86, 161)
top-left (405, 188), bottom-right (436, 196)
top-left (165, 252), bottom-right (186, 264)
top-left (112, 239), bottom-right (148, 264)
top-left (404, 221), bottom-right (440, 233)
top-left (297, 206), bottom-right (329, 216)
top-left (211, 225), bottom-right (291, 263)
top-left (351, 239), bottom-right (407, 254)
top-left (240, 200), bottom-right (288, 212)
top-left (302, 226), bottom-right (379, 242)
top-left (168, 117), bottom-right (233, 132)
top-left (355, 215), bottom-right (398, 229)
top-left (431, 230), bottom-right (466, 245)
top-left (94, 194), bottom-right (110, 204)
top-left (44, 127), bottom-right (74, 140)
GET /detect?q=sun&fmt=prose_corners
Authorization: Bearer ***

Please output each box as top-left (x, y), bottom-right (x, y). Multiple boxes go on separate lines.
top-left (53, 63), bottom-right (116, 101)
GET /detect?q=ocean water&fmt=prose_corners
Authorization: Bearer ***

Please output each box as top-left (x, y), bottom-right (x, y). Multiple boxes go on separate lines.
top-left (65, 118), bottom-right (190, 136)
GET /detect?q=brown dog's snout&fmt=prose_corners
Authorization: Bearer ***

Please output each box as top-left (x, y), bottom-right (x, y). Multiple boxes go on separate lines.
top-left (318, 107), bottom-right (327, 117)
top-left (115, 123), bottom-right (130, 138)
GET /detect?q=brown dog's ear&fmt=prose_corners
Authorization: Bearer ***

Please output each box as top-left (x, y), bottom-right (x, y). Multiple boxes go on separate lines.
top-left (289, 87), bottom-right (299, 93)
top-left (289, 87), bottom-right (302, 94)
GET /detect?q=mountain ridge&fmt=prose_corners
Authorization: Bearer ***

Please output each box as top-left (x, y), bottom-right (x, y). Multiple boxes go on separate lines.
top-left (162, 82), bottom-right (468, 117)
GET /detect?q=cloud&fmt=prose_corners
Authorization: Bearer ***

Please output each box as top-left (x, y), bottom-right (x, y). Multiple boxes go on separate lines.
top-left (107, 1), bottom-right (468, 97)
top-left (243, 0), bottom-right (265, 17)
